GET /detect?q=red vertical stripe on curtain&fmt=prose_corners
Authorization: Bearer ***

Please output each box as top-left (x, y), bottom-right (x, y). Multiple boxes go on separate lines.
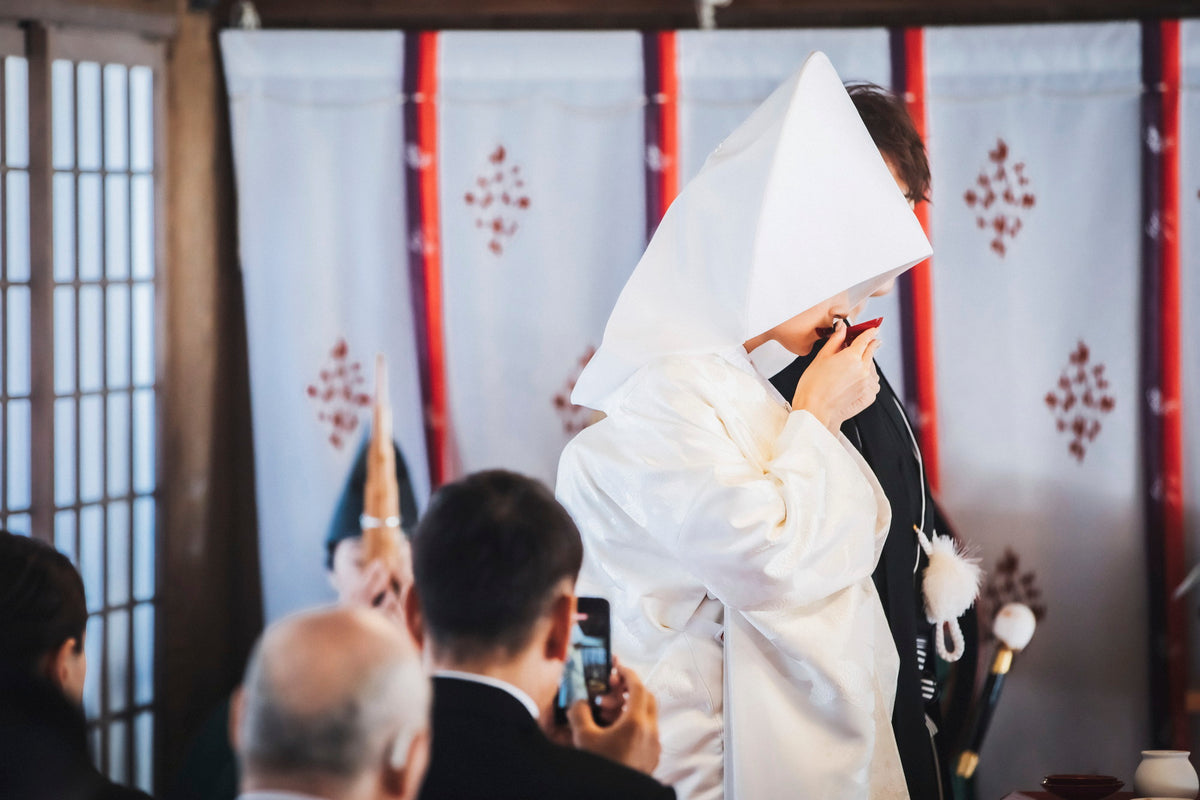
top-left (644, 31), bottom-right (680, 238)
top-left (1141, 17), bottom-right (1186, 748)
top-left (900, 27), bottom-right (941, 491)
top-left (417, 32), bottom-right (449, 487)
top-left (1159, 18), bottom-right (1187, 750)
top-left (658, 31), bottom-right (680, 216)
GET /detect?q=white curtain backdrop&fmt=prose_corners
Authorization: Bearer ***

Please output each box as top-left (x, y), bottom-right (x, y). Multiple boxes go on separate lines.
top-left (925, 23), bottom-right (1146, 793)
top-left (1182, 20), bottom-right (1200, 730)
top-left (218, 27), bottom-right (1181, 774)
top-left (437, 33), bottom-right (646, 485)
top-left (675, 31), bottom-right (907, 394)
top-left (222, 31), bottom-right (430, 622)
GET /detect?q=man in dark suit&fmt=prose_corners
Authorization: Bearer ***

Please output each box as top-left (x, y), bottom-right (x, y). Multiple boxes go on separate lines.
top-left (404, 470), bottom-right (675, 800)
top-left (769, 83), bottom-right (977, 800)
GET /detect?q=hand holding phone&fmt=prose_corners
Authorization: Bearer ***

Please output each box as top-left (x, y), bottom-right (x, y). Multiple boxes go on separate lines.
top-left (565, 660), bottom-right (662, 776)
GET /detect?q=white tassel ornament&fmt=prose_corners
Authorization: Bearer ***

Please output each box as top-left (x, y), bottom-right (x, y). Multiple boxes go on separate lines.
top-left (992, 602), bottom-right (1037, 651)
top-left (916, 525), bottom-right (982, 662)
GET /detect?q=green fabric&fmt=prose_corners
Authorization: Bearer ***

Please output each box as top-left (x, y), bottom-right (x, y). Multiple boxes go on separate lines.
top-left (325, 433), bottom-right (419, 569)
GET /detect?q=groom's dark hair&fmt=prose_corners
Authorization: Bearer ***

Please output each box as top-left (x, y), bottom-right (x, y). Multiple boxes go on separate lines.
top-left (847, 81), bottom-right (931, 204)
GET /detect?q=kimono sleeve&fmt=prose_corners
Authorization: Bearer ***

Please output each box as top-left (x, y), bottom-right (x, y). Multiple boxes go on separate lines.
top-left (622, 361), bottom-right (891, 615)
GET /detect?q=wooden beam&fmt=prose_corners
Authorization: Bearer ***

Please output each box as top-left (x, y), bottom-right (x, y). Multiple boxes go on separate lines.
top-left (0, 0), bottom-right (176, 38)
top-left (27, 24), bottom-right (54, 546)
top-left (234, 0), bottom-right (1199, 30)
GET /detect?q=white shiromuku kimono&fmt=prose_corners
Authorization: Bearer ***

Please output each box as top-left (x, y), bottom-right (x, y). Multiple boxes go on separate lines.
top-left (555, 53), bottom-right (932, 800)
top-left (558, 348), bottom-right (903, 800)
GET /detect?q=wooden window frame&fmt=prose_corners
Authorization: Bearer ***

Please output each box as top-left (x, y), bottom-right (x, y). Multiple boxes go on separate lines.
top-left (26, 22), bottom-right (167, 792)
top-left (0, 27), bottom-right (30, 540)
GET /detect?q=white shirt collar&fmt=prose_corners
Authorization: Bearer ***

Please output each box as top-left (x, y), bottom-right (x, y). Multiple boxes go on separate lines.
top-left (433, 669), bottom-right (541, 720)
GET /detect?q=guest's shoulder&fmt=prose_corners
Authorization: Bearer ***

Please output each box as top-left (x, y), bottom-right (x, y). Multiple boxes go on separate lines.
top-left (544, 742), bottom-right (676, 800)
top-left (97, 781), bottom-right (154, 800)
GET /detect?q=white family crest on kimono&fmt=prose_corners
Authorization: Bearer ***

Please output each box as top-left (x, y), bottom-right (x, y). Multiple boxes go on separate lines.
top-left (556, 52), bottom-right (931, 800)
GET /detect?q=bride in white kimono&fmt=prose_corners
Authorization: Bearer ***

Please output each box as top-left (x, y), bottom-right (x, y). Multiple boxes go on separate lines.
top-left (556, 53), bottom-right (932, 800)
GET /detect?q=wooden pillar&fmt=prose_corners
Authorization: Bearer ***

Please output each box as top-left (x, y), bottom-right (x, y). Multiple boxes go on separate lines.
top-left (160, 3), bottom-right (261, 789)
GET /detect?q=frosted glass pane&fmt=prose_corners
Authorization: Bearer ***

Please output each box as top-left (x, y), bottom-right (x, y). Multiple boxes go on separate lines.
top-left (132, 390), bottom-right (154, 495)
top-left (83, 614), bottom-right (103, 719)
top-left (106, 284), bottom-right (129, 388)
top-left (103, 64), bottom-right (128, 171)
top-left (88, 730), bottom-right (100, 773)
top-left (130, 67), bottom-right (152, 173)
top-left (108, 609), bottom-right (129, 714)
top-left (133, 604), bottom-right (153, 705)
top-left (52, 60), bottom-right (74, 170)
top-left (135, 713), bottom-right (153, 793)
top-left (5, 57), bottom-right (28, 168)
top-left (131, 176), bottom-right (153, 279)
top-left (54, 288), bottom-right (75, 395)
top-left (80, 506), bottom-right (104, 614)
top-left (55, 510), bottom-right (77, 565)
top-left (7, 171), bottom-right (29, 282)
top-left (132, 284), bottom-right (154, 386)
top-left (133, 497), bottom-right (154, 600)
top-left (105, 175), bottom-right (128, 279)
top-left (107, 392), bottom-right (129, 497)
top-left (53, 173), bottom-right (75, 282)
top-left (108, 718), bottom-right (128, 783)
top-left (79, 395), bottom-right (103, 503)
top-left (78, 174), bottom-right (102, 280)
top-left (77, 62), bottom-right (101, 172)
top-left (7, 286), bottom-right (30, 396)
top-left (6, 513), bottom-right (29, 536)
top-left (79, 286), bottom-right (102, 392)
top-left (7, 399), bottom-right (29, 510)
top-left (54, 398), bottom-right (76, 507)
top-left (107, 501), bottom-right (129, 606)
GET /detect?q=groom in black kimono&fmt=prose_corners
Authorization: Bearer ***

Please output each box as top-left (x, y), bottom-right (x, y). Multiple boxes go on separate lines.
top-left (771, 83), bottom-right (977, 800)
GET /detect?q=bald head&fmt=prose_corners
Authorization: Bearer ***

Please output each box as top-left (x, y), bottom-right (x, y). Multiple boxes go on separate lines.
top-left (236, 606), bottom-right (429, 799)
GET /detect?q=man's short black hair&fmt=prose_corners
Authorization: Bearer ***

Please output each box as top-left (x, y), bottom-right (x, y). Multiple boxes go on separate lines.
top-left (846, 81), bottom-right (931, 204)
top-left (0, 531), bottom-right (87, 674)
top-left (411, 470), bottom-right (583, 661)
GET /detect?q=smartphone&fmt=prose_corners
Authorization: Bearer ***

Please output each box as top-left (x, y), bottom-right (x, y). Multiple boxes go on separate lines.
top-left (554, 596), bottom-right (612, 725)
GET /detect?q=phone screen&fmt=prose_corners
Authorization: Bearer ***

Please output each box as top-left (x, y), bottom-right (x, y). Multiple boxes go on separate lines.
top-left (555, 596), bottom-right (611, 724)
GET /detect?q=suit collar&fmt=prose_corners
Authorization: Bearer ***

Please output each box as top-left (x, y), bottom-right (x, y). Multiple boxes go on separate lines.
top-left (432, 670), bottom-right (541, 720)
top-left (432, 676), bottom-right (544, 735)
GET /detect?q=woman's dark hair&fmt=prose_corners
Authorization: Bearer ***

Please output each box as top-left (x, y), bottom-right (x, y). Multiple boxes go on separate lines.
top-left (846, 81), bottom-right (931, 204)
top-left (411, 470), bottom-right (583, 662)
top-left (0, 531), bottom-right (88, 673)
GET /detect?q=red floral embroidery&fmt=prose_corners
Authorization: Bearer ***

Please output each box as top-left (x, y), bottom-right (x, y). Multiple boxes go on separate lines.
top-left (553, 346), bottom-right (597, 435)
top-left (963, 138), bottom-right (1035, 257)
top-left (980, 548), bottom-right (1046, 643)
top-left (305, 338), bottom-right (371, 450)
top-left (464, 145), bottom-right (531, 256)
top-left (1043, 341), bottom-right (1115, 462)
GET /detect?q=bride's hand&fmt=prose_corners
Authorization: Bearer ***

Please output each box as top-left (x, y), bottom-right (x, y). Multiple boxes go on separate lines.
top-left (790, 321), bottom-right (882, 432)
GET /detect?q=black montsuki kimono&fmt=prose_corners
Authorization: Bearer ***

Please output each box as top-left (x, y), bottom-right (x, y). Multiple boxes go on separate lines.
top-left (771, 345), bottom-right (977, 800)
